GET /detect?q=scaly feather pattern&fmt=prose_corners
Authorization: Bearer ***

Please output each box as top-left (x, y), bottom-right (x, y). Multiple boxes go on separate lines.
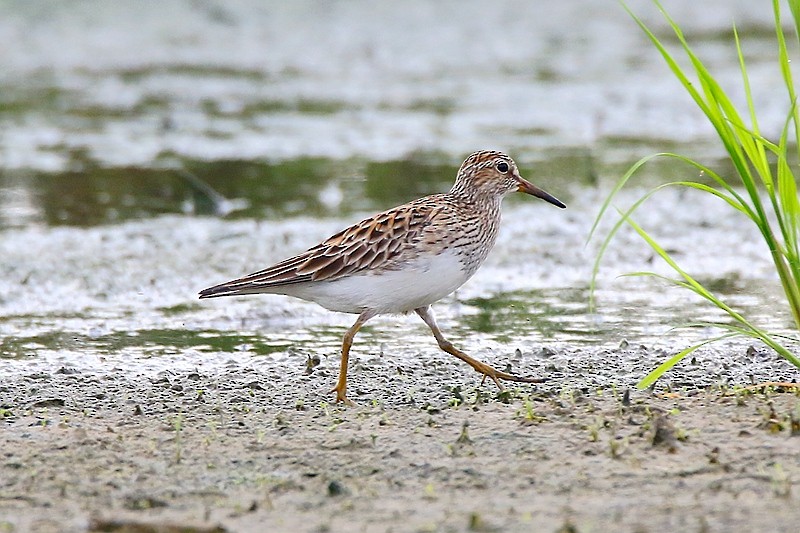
top-left (199, 200), bottom-right (442, 296)
top-left (199, 150), bottom-right (565, 300)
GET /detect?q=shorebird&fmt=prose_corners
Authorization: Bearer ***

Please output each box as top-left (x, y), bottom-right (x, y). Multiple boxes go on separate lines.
top-left (200, 150), bottom-right (566, 403)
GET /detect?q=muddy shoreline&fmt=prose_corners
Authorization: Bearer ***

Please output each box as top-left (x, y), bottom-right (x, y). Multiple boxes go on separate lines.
top-left (2, 346), bottom-right (799, 533)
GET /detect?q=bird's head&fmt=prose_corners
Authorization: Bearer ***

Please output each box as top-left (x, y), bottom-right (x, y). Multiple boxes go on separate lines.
top-left (452, 150), bottom-right (566, 208)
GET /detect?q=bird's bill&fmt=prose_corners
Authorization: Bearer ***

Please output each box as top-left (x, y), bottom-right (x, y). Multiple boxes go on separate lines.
top-left (517, 178), bottom-right (566, 208)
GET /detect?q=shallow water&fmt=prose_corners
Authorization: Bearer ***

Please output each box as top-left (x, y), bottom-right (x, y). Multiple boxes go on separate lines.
top-left (1, 0), bottom-right (798, 386)
top-left (0, 186), bottom-right (795, 386)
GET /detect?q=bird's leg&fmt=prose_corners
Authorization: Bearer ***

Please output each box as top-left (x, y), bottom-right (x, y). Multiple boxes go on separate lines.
top-left (414, 306), bottom-right (545, 389)
top-left (332, 309), bottom-right (376, 405)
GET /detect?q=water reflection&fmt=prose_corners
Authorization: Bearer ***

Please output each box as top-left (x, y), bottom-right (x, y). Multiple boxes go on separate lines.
top-left (461, 288), bottom-right (589, 342)
top-left (0, 153), bottom-right (587, 229)
top-left (1, 276), bottom-right (792, 364)
top-left (0, 328), bottom-right (293, 360)
top-left (459, 277), bottom-right (795, 347)
top-left (0, 146), bottom-right (740, 229)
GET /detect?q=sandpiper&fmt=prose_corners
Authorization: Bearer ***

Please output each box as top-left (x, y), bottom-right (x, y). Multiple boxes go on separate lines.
top-left (200, 150), bottom-right (566, 404)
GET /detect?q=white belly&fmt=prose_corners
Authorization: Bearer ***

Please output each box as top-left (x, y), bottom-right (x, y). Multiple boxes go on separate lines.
top-left (281, 250), bottom-right (471, 314)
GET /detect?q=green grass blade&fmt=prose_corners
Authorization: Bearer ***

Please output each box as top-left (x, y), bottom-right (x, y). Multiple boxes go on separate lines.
top-left (586, 153), bottom-right (663, 245)
top-left (668, 181), bottom-right (751, 218)
top-left (656, 153), bottom-right (755, 218)
top-left (776, 109), bottom-right (800, 267)
top-left (643, 2), bottom-right (773, 228)
top-left (775, 0), bottom-right (800, 162)
top-left (622, 216), bottom-right (800, 369)
top-left (734, 26), bottom-right (772, 190)
top-left (638, 333), bottom-right (739, 389)
top-left (600, 1), bottom-right (800, 386)
top-left (788, 0), bottom-right (800, 43)
top-left (620, 214), bottom-right (774, 332)
top-left (589, 151), bottom-right (757, 310)
top-left (622, 3), bottom-right (713, 119)
top-left (690, 322), bottom-right (800, 367)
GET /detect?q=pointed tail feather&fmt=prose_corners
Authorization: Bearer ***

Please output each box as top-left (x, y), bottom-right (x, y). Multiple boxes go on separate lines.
top-left (199, 267), bottom-right (313, 299)
top-left (198, 278), bottom-right (286, 299)
top-left (198, 282), bottom-right (245, 299)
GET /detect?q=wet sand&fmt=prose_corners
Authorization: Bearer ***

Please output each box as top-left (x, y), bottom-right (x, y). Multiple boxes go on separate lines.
top-left (2, 359), bottom-right (799, 533)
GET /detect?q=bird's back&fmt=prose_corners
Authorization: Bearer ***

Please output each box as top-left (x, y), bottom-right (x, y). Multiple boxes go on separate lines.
top-left (198, 191), bottom-right (501, 307)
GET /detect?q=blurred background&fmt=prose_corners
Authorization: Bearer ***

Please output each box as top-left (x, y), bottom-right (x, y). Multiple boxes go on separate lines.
top-left (0, 0), bottom-right (781, 227)
top-left (0, 0), bottom-right (793, 384)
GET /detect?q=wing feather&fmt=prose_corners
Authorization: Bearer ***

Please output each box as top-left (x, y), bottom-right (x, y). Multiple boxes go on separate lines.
top-left (198, 198), bottom-right (441, 298)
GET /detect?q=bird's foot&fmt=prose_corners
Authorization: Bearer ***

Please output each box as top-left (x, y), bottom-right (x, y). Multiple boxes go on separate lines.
top-left (330, 384), bottom-right (356, 406)
top-left (439, 342), bottom-right (546, 389)
top-left (468, 359), bottom-right (546, 389)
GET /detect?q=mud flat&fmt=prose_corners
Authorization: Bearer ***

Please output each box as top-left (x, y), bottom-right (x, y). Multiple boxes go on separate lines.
top-left (1, 343), bottom-right (799, 533)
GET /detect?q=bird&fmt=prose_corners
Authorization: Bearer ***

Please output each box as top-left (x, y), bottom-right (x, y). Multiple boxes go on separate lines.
top-left (199, 150), bottom-right (566, 404)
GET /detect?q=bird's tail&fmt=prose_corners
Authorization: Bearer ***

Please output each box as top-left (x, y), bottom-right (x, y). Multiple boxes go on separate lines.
top-left (198, 279), bottom-right (266, 299)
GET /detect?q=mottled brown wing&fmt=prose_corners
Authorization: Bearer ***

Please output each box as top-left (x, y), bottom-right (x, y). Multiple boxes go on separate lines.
top-left (198, 199), bottom-right (440, 298)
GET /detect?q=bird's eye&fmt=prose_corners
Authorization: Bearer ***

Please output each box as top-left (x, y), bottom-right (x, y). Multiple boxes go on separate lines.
top-left (496, 162), bottom-right (509, 173)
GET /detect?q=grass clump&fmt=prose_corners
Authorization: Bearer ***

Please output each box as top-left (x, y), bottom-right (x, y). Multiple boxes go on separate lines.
top-left (591, 0), bottom-right (800, 388)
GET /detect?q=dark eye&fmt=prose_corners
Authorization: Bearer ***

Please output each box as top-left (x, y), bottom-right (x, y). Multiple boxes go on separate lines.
top-left (496, 162), bottom-right (509, 173)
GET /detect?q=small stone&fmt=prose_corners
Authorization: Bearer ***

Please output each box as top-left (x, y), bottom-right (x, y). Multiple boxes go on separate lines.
top-left (327, 480), bottom-right (348, 497)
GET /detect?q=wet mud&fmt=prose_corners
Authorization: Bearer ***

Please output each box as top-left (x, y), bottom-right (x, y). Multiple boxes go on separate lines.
top-left (2, 366), bottom-right (799, 532)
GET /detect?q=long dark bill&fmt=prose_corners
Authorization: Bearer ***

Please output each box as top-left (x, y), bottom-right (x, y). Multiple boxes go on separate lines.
top-left (517, 177), bottom-right (566, 209)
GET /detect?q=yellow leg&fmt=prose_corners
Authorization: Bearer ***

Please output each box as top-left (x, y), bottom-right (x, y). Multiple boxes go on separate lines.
top-left (415, 306), bottom-right (545, 388)
top-left (331, 309), bottom-right (376, 404)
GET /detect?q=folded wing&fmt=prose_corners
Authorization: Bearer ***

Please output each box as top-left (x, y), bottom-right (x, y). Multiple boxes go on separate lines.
top-left (199, 200), bottom-right (439, 298)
